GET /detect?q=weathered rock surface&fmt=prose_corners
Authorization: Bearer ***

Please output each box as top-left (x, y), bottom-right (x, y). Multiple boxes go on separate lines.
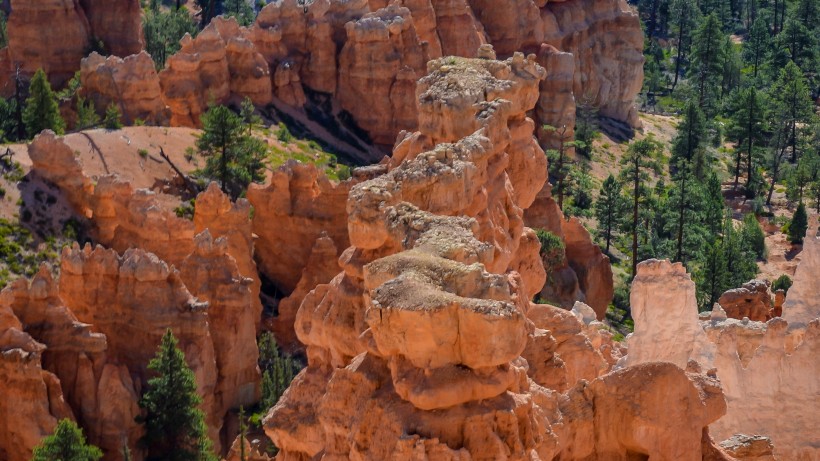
top-left (247, 162), bottom-right (356, 293)
top-left (782, 232), bottom-right (820, 329)
top-left (160, 17), bottom-right (271, 127)
top-left (719, 434), bottom-right (776, 461)
top-left (0, 0), bottom-right (143, 92)
top-left (263, 53), bottom-right (724, 461)
top-left (337, 5), bottom-right (429, 147)
top-left (80, 52), bottom-right (169, 126)
top-left (78, 0), bottom-right (144, 57)
top-left (626, 260), bottom-right (714, 369)
top-left (717, 279), bottom-right (776, 322)
top-left (3, 0), bottom-right (91, 88)
top-left (627, 257), bottom-right (820, 461)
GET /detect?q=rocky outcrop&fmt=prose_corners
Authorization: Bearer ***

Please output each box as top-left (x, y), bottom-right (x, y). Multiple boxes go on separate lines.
top-left (78, 0), bottom-right (144, 57)
top-left (159, 17), bottom-right (272, 127)
top-left (0, 0), bottom-right (143, 92)
top-left (337, 5), bottom-right (428, 147)
top-left (263, 52), bottom-right (724, 461)
top-left (782, 231), bottom-right (819, 329)
top-left (717, 279), bottom-right (776, 322)
top-left (247, 162), bottom-right (356, 293)
top-left (625, 260), bottom-right (714, 369)
top-left (1, 266), bottom-right (141, 459)
top-left (535, 43), bottom-right (575, 149)
top-left (80, 52), bottom-right (169, 126)
top-left (28, 131), bottom-right (94, 216)
top-left (626, 257), bottom-right (820, 461)
top-left (719, 435), bottom-right (776, 461)
top-left (3, 0), bottom-right (91, 88)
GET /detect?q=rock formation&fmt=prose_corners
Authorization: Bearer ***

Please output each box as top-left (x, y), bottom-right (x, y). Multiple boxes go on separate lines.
top-left (524, 183), bottom-right (614, 319)
top-left (717, 279), bottom-right (777, 322)
top-left (0, 0), bottom-right (143, 92)
top-left (337, 5), bottom-right (429, 147)
top-left (247, 162), bottom-right (357, 293)
top-left (263, 52), bottom-right (724, 461)
top-left (782, 231), bottom-right (819, 329)
top-left (78, 0), bottom-right (144, 58)
top-left (626, 255), bottom-right (820, 461)
top-left (80, 52), bottom-right (169, 126)
top-left (159, 17), bottom-right (272, 127)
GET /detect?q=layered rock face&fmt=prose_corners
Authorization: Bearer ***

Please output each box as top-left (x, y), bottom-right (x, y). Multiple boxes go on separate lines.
top-left (0, 0), bottom-right (143, 90)
top-left (626, 254), bottom-right (820, 461)
top-left (263, 53), bottom-right (724, 461)
top-left (80, 52), bottom-right (169, 126)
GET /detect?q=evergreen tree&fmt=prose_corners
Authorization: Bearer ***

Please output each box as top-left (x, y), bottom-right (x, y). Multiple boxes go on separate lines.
top-left (771, 61), bottom-right (813, 163)
top-left (138, 329), bottom-right (216, 461)
top-left (0, 97), bottom-right (19, 142)
top-left (669, 0), bottom-right (700, 91)
top-left (619, 137), bottom-right (663, 280)
top-left (23, 69), bottom-right (65, 138)
top-left (258, 332), bottom-right (301, 411)
top-left (31, 419), bottom-right (103, 461)
top-left (727, 87), bottom-right (766, 190)
top-left (741, 213), bottom-right (767, 258)
top-left (543, 124), bottom-right (574, 211)
top-left (76, 97), bottom-right (100, 130)
top-left (788, 202), bottom-right (809, 244)
top-left (743, 18), bottom-right (770, 78)
top-left (143, 7), bottom-right (199, 70)
top-left (574, 98), bottom-right (598, 159)
top-left (196, 104), bottom-right (267, 200)
top-left (773, 18), bottom-right (817, 71)
top-left (696, 240), bottom-right (728, 309)
top-left (595, 174), bottom-right (625, 254)
top-left (703, 172), bottom-right (726, 235)
top-left (671, 101), bottom-right (708, 176)
top-left (196, 0), bottom-right (224, 26)
top-left (689, 13), bottom-right (726, 110)
top-left (223, 0), bottom-right (256, 25)
top-left (104, 103), bottom-right (123, 130)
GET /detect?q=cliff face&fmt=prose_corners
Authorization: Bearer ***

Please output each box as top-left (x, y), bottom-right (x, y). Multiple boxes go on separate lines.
top-left (262, 53), bottom-right (724, 461)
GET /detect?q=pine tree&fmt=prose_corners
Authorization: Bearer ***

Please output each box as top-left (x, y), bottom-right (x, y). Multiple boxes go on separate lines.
top-left (143, 7), bottom-right (199, 70)
top-left (31, 419), bottom-right (103, 461)
top-left (595, 174), bottom-right (625, 254)
top-left (788, 202), bottom-right (809, 244)
top-left (223, 0), bottom-right (256, 25)
top-left (771, 61), bottom-right (813, 163)
top-left (741, 213), bottom-right (767, 259)
top-left (669, 0), bottom-right (700, 91)
top-left (197, 104), bottom-right (267, 200)
top-left (619, 137), bottom-right (663, 280)
top-left (76, 97), bottom-right (100, 130)
top-left (103, 103), bottom-right (123, 130)
top-left (258, 332), bottom-right (300, 410)
top-left (727, 87), bottom-right (766, 190)
top-left (696, 241), bottom-right (728, 310)
top-left (23, 69), bottom-right (65, 138)
top-left (689, 13), bottom-right (726, 110)
top-left (138, 329), bottom-right (216, 461)
top-left (671, 101), bottom-right (707, 176)
top-left (743, 18), bottom-right (770, 78)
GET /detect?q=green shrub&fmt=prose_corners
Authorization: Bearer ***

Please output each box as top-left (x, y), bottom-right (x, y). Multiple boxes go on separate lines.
top-left (771, 274), bottom-right (792, 294)
top-left (103, 103), bottom-right (123, 130)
